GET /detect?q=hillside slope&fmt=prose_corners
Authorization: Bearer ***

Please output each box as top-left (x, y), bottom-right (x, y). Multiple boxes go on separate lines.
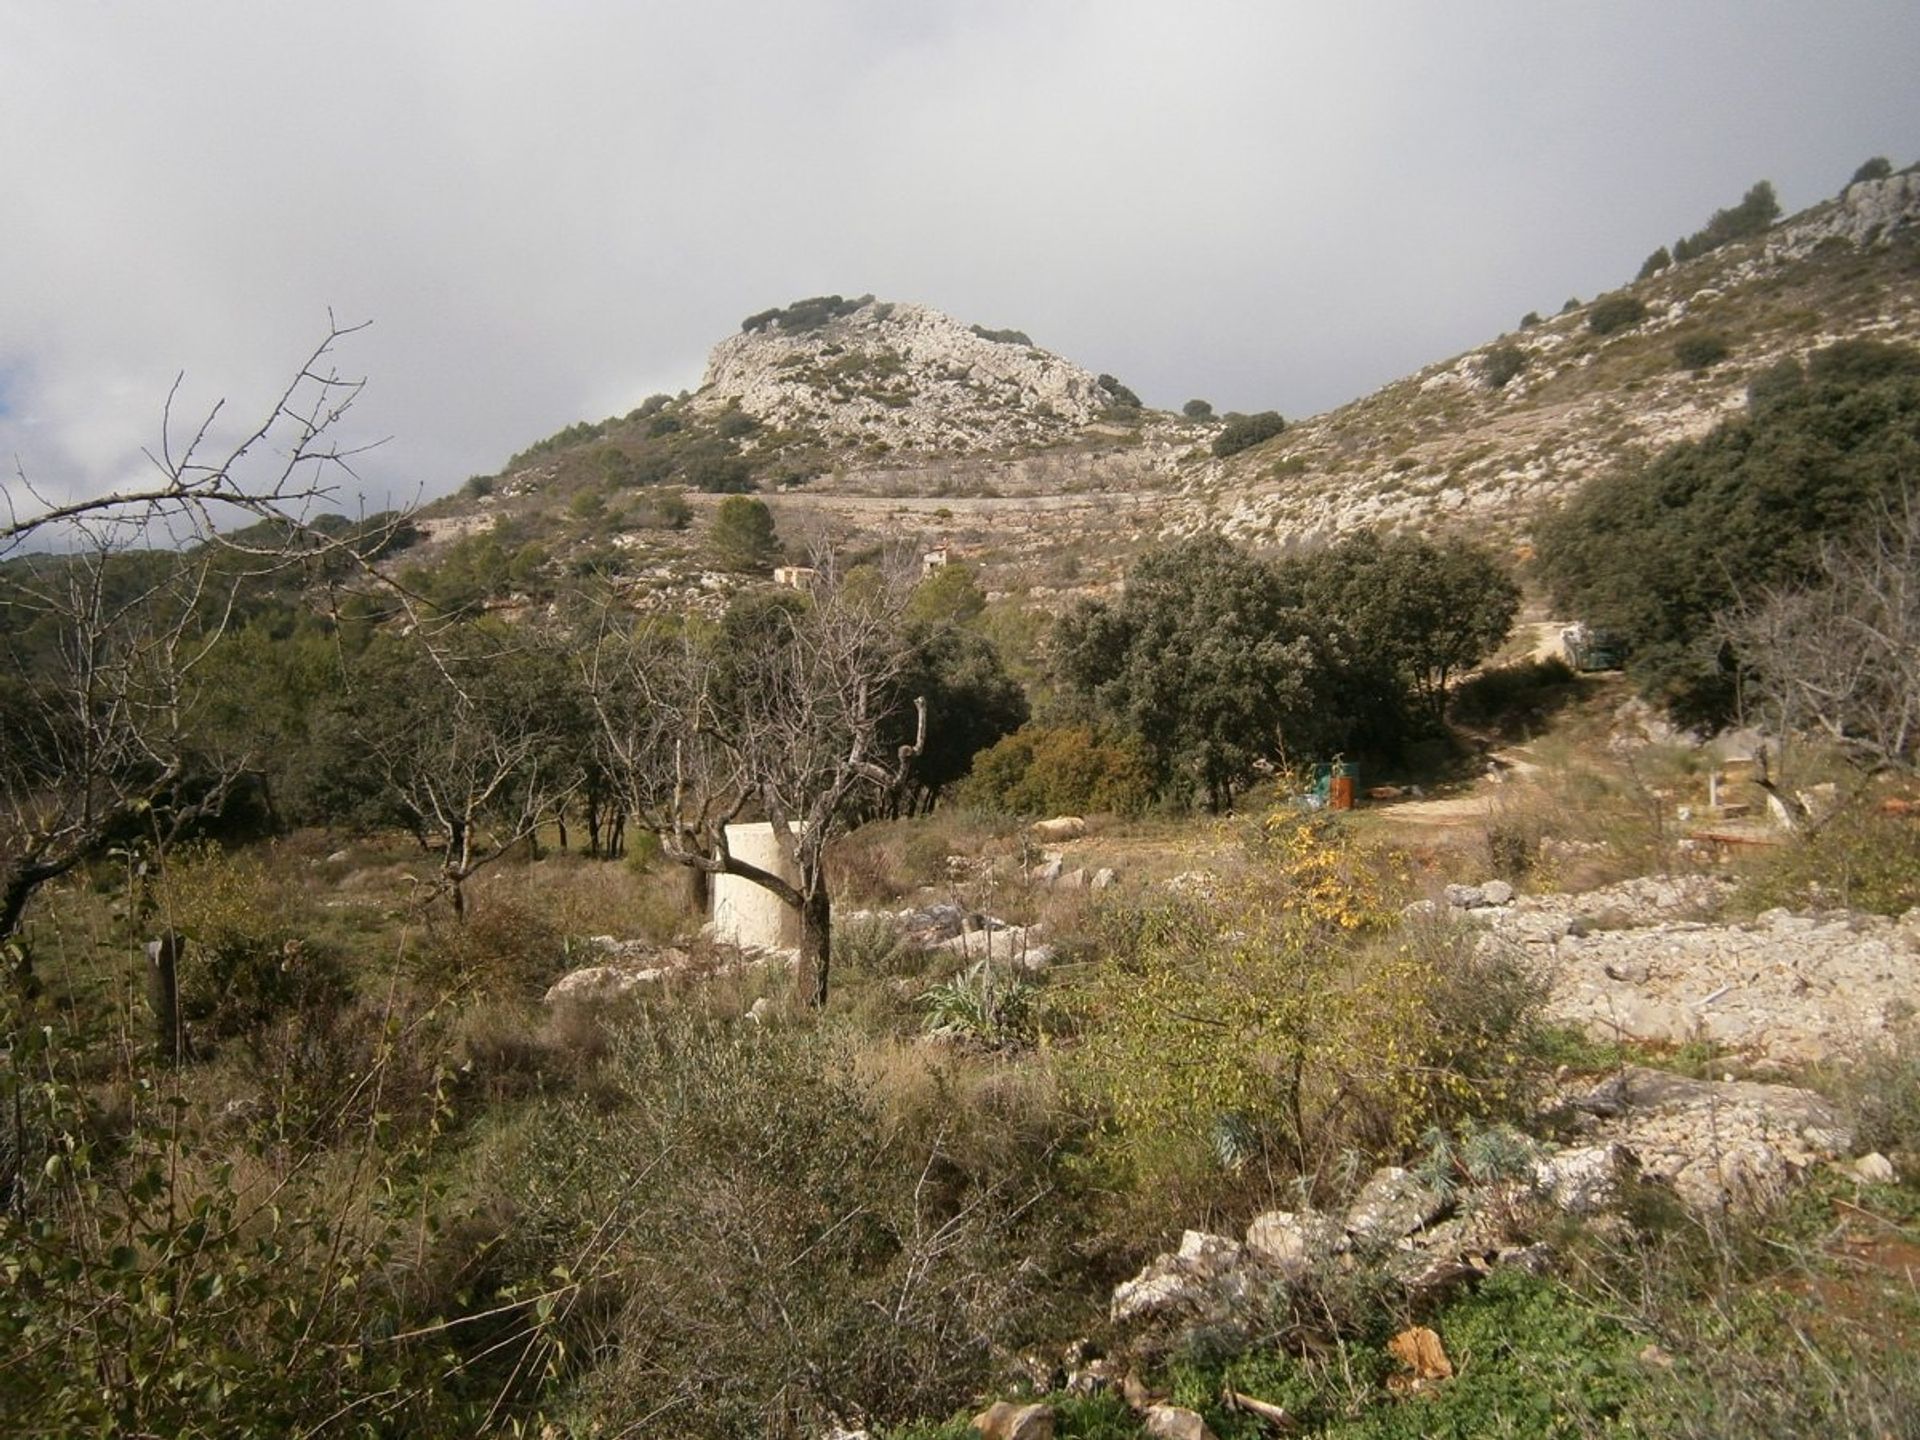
top-left (402, 165), bottom-right (1920, 605)
top-left (1182, 168), bottom-right (1920, 548)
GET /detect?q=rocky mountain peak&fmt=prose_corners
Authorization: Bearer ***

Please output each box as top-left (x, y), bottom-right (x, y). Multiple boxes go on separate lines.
top-left (695, 296), bottom-right (1123, 455)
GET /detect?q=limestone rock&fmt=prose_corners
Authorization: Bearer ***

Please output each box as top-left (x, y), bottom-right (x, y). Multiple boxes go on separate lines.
top-left (1533, 1142), bottom-right (1638, 1214)
top-left (1031, 815), bottom-right (1089, 841)
top-left (1110, 1230), bottom-right (1254, 1327)
top-left (700, 301), bottom-right (1111, 458)
top-left (1853, 1151), bottom-right (1897, 1184)
top-left (543, 964), bottom-right (664, 1006)
top-left (972, 1401), bottom-right (1053, 1440)
top-left (1345, 1166), bottom-right (1448, 1244)
top-left (1566, 1066), bottom-right (1849, 1213)
top-left (1141, 1405), bottom-right (1216, 1440)
top-left (1480, 879), bottom-right (1515, 906)
top-left (1244, 1209), bottom-right (1346, 1276)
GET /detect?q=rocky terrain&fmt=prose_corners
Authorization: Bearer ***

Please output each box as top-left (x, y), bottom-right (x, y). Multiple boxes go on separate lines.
top-left (1185, 168), bottom-right (1920, 547)
top-left (1464, 874), bottom-right (1920, 1067)
top-left (700, 299), bottom-right (1140, 457)
top-left (394, 165), bottom-right (1920, 614)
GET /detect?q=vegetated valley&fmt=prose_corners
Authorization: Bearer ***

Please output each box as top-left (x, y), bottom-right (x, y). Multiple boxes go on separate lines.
top-left (5, 161), bottom-right (1920, 1438)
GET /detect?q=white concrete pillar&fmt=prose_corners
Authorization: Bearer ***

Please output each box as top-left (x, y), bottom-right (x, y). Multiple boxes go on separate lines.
top-left (711, 822), bottom-right (802, 949)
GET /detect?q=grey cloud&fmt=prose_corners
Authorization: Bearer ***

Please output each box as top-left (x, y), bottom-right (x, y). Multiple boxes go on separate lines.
top-left (2, 1), bottom-right (1916, 511)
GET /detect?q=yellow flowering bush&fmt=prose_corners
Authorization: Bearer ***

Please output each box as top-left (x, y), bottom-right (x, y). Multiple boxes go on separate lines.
top-left (1072, 815), bottom-right (1540, 1197)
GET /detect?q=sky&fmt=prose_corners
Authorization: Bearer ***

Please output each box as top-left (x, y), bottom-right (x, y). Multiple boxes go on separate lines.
top-left (3, 1), bottom-right (1917, 514)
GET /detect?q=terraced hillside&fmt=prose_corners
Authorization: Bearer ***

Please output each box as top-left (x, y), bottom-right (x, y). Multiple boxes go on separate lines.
top-left (398, 166), bottom-right (1920, 606)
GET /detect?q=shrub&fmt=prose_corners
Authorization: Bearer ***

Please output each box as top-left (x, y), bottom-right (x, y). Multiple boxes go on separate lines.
top-left (708, 494), bottom-right (781, 572)
top-left (1672, 179), bottom-right (1780, 262)
top-left (1071, 817), bottom-right (1541, 1202)
top-left (1449, 656), bottom-right (1579, 737)
top-left (740, 294), bottom-right (872, 334)
top-left (969, 324), bottom-right (1033, 345)
top-left (1850, 155), bottom-right (1893, 186)
top-left (958, 724), bottom-right (1155, 817)
top-left (1097, 373), bottom-right (1142, 411)
top-left (414, 898), bottom-right (570, 1001)
top-left (1212, 410), bottom-right (1287, 459)
top-left (1637, 245), bottom-right (1673, 280)
top-left (1736, 803), bottom-right (1920, 916)
top-left (503, 1009), bottom-right (1079, 1436)
top-left (153, 844), bottom-right (348, 1040)
top-left (1482, 343), bottom-right (1529, 389)
top-left (1673, 332), bottom-right (1731, 371)
top-left (461, 473), bottom-right (495, 499)
top-left (1587, 294), bottom-right (1648, 336)
top-left (1519, 311), bottom-right (1543, 329)
top-left (1182, 398), bottom-right (1215, 420)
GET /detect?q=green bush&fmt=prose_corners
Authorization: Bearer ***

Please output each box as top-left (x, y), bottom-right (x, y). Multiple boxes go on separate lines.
top-left (1587, 294), bottom-right (1648, 336)
top-left (1098, 373), bottom-right (1142, 411)
top-left (1212, 410), bottom-right (1287, 459)
top-left (154, 844), bottom-right (348, 1040)
top-left (1449, 657), bottom-right (1578, 737)
top-left (1850, 156), bottom-right (1893, 186)
top-left (1671, 179), bottom-right (1780, 263)
top-left (1070, 820), bottom-right (1541, 1205)
top-left (1736, 803), bottom-right (1920, 916)
top-left (503, 1010), bottom-right (1078, 1436)
top-left (1182, 398), bottom-right (1215, 420)
top-left (1482, 343), bottom-right (1529, 389)
top-left (741, 294), bottom-right (873, 334)
top-left (1637, 245), bottom-right (1673, 280)
top-left (1672, 333), bottom-right (1731, 371)
top-left (969, 324), bottom-right (1033, 345)
top-left (958, 725), bottom-right (1155, 817)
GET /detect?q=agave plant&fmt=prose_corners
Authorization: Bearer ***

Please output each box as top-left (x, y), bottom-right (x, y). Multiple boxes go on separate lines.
top-left (919, 957), bottom-right (1037, 1047)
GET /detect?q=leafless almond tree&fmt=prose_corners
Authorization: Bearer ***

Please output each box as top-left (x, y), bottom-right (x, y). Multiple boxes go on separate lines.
top-left (586, 562), bottom-right (925, 1005)
top-left (1719, 487), bottom-right (1920, 782)
top-left (348, 627), bottom-right (579, 919)
top-left (0, 322), bottom-right (403, 973)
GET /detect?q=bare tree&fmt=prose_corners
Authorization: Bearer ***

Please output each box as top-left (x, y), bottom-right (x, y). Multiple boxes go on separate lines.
top-left (586, 563), bottom-right (925, 1005)
top-left (0, 323), bottom-right (396, 972)
top-left (345, 627), bottom-right (579, 919)
top-left (1720, 489), bottom-right (1920, 780)
top-left (1717, 490), bottom-right (1919, 832)
top-left (2, 317), bottom-right (380, 561)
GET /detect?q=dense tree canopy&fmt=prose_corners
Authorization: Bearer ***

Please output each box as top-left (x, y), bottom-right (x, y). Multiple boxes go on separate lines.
top-left (1292, 532), bottom-right (1520, 724)
top-left (1055, 532), bottom-right (1519, 810)
top-left (1536, 339), bottom-right (1920, 726)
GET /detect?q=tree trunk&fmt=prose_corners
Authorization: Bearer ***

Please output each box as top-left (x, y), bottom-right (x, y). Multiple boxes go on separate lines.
top-left (145, 934), bottom-right (186, 1065)
top-left (684, 864), bottom-right (710, 916)
top-left (799, 888), bottom-right (832, 1008)
top-left (2, 867), bottom-right (42, 992)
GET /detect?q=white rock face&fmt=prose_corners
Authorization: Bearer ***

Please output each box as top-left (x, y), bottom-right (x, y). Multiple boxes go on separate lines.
top-left (1769, 171), bottom-right (1920, 256)
top-left (1477, 879), bottom-right (1920, 1065)
top-left (696, 300), bottom-right (1112, 455)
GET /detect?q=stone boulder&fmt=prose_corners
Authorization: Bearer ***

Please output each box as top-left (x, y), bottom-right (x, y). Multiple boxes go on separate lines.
top-left (1345, 1166), bottom-right (1449, 1245)
top-left (1569, 1066), bottom-right (1850, 1212)
top-left (543, 964), bottom-right (664, 1006)
top-left (1532, 1142), bottom-right (1639, 1215)
top-left (972, 1400), bottom-right (1053, 1440)
top-left (1110, 1231), bottom-right (1258, 1328)
top-left (1244, 1209), bottom-right (1347, 1277)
